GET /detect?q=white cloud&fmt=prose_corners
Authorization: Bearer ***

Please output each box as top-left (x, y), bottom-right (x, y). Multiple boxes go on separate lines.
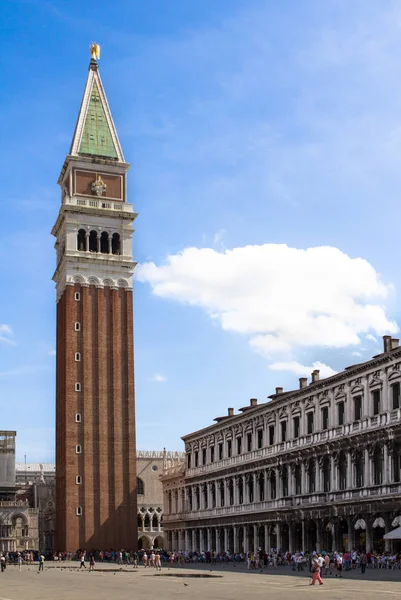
top-left (137, 243), bottom-right (398, 369)
top-left (213, 229), bottom-right (227, 249)
top-left (150, 373), bottom-right (167, 383)
top-left (0, 324), bottom-right (16, 346)
top-left (270, 361), bottom-right (337, 379)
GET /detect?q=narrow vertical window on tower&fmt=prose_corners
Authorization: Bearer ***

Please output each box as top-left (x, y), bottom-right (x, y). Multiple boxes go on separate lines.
top-left (76, 506), bottom-right (82, 516)
top-left (112, 232), bottom-right (121, 255)
top-left (76, 475), bottom-right (82, 485)
top-left (100, 231), bottom-right (109, 253)
top-left (89, 230), bottom-right (98, 252)
top-left (75, 353), bottom-right (81, 362)
top-left (77, 229), bottom-right (86, 251)
top-left (76, 445), bottom-right (82, 454)
top-left (75, 383), bottom-right (81, 392)
top-left (74, 292), bottom-right (81, 301)
top-left (74, 322), bottom-right (81, 331)
top-left (75, 413), bottom-right (81, 423)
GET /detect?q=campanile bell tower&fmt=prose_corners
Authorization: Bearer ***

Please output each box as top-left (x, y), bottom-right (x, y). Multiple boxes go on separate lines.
top-left (52, 47), bottom-right (137, 551)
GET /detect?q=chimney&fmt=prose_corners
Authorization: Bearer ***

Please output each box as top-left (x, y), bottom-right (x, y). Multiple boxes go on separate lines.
top-left (383, 335), bottom-right (392, 353)
top-left (299, 377), bottom-right (307, 389)
top-left (250, 398), bottom-right (258, 407)
top-left (228, 407), bottom-right (234, 417)
top-left (311, 370), bottom-right (320, 383)
top-left (275, 387), bottom-right (283, 395)
top-left (391, 338), bottom-right (399, 350)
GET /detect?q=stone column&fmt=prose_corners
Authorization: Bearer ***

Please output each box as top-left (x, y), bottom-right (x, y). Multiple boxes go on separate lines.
top-left (253, 472), bottom-right (258, 502)
top-left (233, 525), bottom-right (239, 553)
top-left (288, 522), bottom-right (294, 553)
top-left (207, 528), bottom-right (211, 552)
top-left (244, 475), bottom-right (249, 504)
top-left (364, 448), bottom-right (370, 487)
top-left (185, 530), bottom-right (190, 552)
top-left (276, 522), bottom-right (282, 551)
top-left (224, 527), bottom-right (229, 553)
top-left (365, 521), bottom-right (372, 553)
top-left (301, 461), bottom-right (306, 495)
top-left (243, 527), bottom-right (249, 554)
top-left (264, 523), bottom-right (269, 552)
top-left (265, 470), bottom-right (269, 500)
top-left (347, 450), bottom-right (352, 489)
top-left (301, 520), bottom-right (306, 551)
top-left (330, 455), bottom-right (336, 491)
top-left (234, 476), bottom-right (239, 505)
top-left (254, 524), bottom-right (259, 553)
top-left (346, 516), bottom-right (353, 552)
top-left (383, 443), bottom-right (389, 484)
top-left (276, 467), bottom-right (281, 499)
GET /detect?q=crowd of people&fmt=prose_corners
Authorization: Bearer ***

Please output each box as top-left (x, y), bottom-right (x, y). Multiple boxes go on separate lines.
top-left (1, 547), bottom-right (401, 575)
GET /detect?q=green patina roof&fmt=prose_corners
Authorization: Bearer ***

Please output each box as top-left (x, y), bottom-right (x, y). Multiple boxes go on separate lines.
top-left (78, 82), bottom-right (118, 159)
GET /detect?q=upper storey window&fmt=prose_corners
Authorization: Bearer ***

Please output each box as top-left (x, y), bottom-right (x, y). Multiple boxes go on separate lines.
top-left (281, 421), bottom-right (287, 442)
top-left (307, 412), bottom-right (314, 434)
top-left (77, 229), bottom-right (86, 251)
top-left (372, 390), bottom-right (381, 415)
top-left (338, 401), bottom-right (345, 425)
top-left (100, 231), bottom-right (109, 254)
top-left (236, 437), bottom-right (242, 455)
top-left (89, 230), bottom-right (98, 252)
top-left (293, 416), bottom-right (300, 439)
top-left (392, 383), bottom-right (400, 410)
top-left (247, 432), bottom-right (252, 452)
top-left (112, 233), bottom-right (121, 255)
top-left (187, 453), bottom-right (191, 469)
top-left (227, 439), bottom-right (232, 458)
top-left (321, 407), bottom-right (329, 431)
top-left (257, 429), bottom-right (263, 449)
top-left (354, 396), bottom-right (362, 421)
top-left (202, 448), bottom-right (207, 465)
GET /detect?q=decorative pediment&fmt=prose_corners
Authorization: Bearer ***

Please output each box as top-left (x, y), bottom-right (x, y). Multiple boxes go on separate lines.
top-left (350, 385), bottom-right (363, 395)
top-left (278, 407), bottom-right (288, 419)
top-left (388, 369), bottom-right (401, 381)
top-left (234, 424), bottom-right (243, 435)
top-left (369, 377), bottom-right (382, 388)
top-left (334, 392), bottom-right (346, 401)
top-left (305, 400), bottom-right (315, 411)
top-left (254, 415), bottom-right (264, 427)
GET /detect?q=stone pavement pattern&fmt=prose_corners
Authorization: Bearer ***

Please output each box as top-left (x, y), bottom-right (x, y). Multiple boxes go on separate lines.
top-left (0, 564), bottom-right (400, 600)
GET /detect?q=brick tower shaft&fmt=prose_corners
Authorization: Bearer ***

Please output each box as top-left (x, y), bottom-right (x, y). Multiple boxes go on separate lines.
top-left (52, 51), bottom-right (137, 551)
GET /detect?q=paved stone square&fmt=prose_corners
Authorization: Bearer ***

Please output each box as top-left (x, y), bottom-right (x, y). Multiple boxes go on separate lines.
top-left (0, 563), bottom-right (400, 600)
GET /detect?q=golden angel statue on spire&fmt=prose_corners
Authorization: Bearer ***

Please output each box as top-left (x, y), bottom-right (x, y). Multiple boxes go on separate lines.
top-left (90, 42), bottom-right (100, 61)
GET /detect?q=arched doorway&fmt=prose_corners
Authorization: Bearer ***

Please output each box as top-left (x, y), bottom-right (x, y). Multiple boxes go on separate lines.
top-left (228, 527), bottom-right (234, 552)
top-left (322, 520), bottom-right (333, 552)
top-left (307, 520), bottom-right (317, 551)
top-left (269, 524), bottom-right (277, 550)
top-left (153, 535), bottom-right (164, 549)
top-left (372, 517), bottom-right (385, 553)
top-left (281, 523), bottom-right (289, 551)
top-left (338, 518), bottom-right (348, 552)
top-left (238, 527), bottom-right (244, 552)
top-left (293, 522), bottom-right (302, 551)
top-left (354, 518), bottom-right (366, 552)
top-left (138, 535), bottom-right (151, 549)
top-left (258, 525), bottom-right (265, 551)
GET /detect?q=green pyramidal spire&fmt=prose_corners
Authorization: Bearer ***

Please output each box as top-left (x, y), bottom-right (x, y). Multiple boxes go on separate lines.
top-left (69, 58), bottom-right (124, 162)
top-left (79, 82), bottom-right (118, 159)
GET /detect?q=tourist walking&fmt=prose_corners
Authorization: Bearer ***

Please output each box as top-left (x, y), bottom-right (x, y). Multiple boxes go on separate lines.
top-left (89, 553), bottom-right (95, 571)
top-left (310, 555), bottom-right (324, 586)
top-left (79, 552), bottom-right (86, 569)
top-left (360, 552), bottom-right (367, 574)
top-left (38, 553), bottom-right (45, 573)
top-left (155, 552), bottom-right (162, 571)
top-left (17, 552), bottom-right (23, 571)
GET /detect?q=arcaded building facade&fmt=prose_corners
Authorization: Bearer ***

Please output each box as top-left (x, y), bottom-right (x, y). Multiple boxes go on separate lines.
top-left (162, 336), bottom-right (401, 554)
top-left (52, 52), bottom-right (137, 551)
top-left (136, 450), bottom-right (185, 549)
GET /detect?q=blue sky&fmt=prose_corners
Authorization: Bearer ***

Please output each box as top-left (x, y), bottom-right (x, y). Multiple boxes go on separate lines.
top-left (1, 0), bottom-right (401, 461)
